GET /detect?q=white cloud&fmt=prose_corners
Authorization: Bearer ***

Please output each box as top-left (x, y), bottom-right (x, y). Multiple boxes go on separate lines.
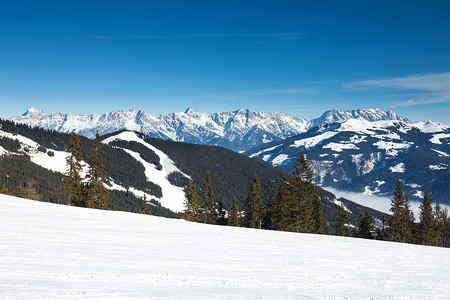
top-left (344, 72), bottom-right (450, 107)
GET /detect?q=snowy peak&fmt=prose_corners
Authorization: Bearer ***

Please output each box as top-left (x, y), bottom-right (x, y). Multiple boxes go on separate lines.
top-left (313, 108), bottom-right (408, 127)
top-left (21, 107), bottom-right (46, 118)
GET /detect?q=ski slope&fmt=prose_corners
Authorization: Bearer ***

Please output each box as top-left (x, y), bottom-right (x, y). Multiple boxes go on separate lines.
top-left (1, 195), bottom-right (449, 299)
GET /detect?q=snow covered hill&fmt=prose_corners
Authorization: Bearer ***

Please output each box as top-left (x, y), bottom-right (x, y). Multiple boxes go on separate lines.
top-left (247, 119), bottom-right (450, 204)
top-left (11, 107), bottom-right (404, 152)
top-left (1, 195), bottom-right (449, 299)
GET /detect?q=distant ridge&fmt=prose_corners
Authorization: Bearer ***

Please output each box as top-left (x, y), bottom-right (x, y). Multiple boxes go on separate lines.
top-left (11, 107), bottom-right (410, 152)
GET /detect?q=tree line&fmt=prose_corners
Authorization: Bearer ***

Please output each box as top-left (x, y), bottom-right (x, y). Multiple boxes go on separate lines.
top-left (184, 153), bottom-right (330, 234)
top-left (184, 153), bottom-right (450, 248)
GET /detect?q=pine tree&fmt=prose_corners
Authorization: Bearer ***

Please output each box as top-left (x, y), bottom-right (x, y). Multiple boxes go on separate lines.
top-left (245, 173), bottom-right (264, 229)
top-left (217, 197), bottom-right (227, 225)
top-left (63, 130), bottom-right (84, 206)
top-left (184, 180), bottom-right (202, 222)
top-left (0, 184), bottom-right (9, 195)
top-left (419, 188), bottom-right (434, 245)
top-left (25, 180), bottom-right (40, 201)
top-left (335, 205), bottom-right (350, 236)
top-left (86, 132), bottom-right (109, 209)
top-left (311, 185), bottom-right (329, 234)
top-left (271, 174), bottom-right (292, 231)
top-left (228, 197), bottom-right (240, 227)
top-left (263, 179), bottom-right (276, 229)
top-left (433, 201), bottom-right (446, 247)
top-left (290, 153), bottom-right (314, 233)
top-left (202, 171), bottom-right (217, 224)
top-left (356, 209), bottom-right (373, 239)
top-left (14, 185), bottom-right (27, 198)
top-left (389, 179), bottom-right (414, 243)
top-left (139, 194), bottom-right (152, 215)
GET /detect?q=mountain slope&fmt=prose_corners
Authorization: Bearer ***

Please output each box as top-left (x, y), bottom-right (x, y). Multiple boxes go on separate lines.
top-left (2, 195), bottom-right (450, 299)
top-left (246, 119), bottom-right (450, 204)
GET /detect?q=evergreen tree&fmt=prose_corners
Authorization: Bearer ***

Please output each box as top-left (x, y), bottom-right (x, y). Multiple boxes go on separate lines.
top-left (217, 197), bottom-right (227, 225)
top-left (311, 185), bottom-right (329, 234)
top-left (228, 197), bottom-right (240, 227)
top-left (433, 201), bottom-right (447, 247)
top-left (290, 153), bottom-right (314, 233)
top-left (138, 194), bottom-right (152, 215)
top-left (0, 184), bottom-right (9, 195)
top-left (389, 179), bottom-right (414, 243)
top-left (245, 172), bottom-right (264, 229)
top-left (202, 171), bottom-right (217, 224)
top-left (356, 209), bottom-right (373, 239)
top-left (63, 130), bottom-right (84, 206)
top-left (14, 185), bottom-right (27, 198)
top-left (263, 179), bottom-right (276, 229)
top-left (335, 205), bottom-right (350, 236)
top-left (86, 132), bottom-right (109, 209)
top-left (25, 180), bottom-right (40, 201)
top-left (184, 180), bottom-right (202, 222)
top-left (271, 174), bottom-right (292, 231)
top-left (419, 188), bottom-right (434, 245)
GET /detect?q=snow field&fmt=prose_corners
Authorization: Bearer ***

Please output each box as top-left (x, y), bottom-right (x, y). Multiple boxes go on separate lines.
top-left (1, 195), bottom-right (450, 299)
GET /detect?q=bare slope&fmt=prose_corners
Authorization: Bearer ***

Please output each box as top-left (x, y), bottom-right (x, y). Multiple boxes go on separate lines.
top-left (1, 195), bottom-right (449, 299)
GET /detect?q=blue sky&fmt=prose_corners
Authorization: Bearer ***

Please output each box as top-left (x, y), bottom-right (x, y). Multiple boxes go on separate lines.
top-left (1, 0), bottom-right (450, 122)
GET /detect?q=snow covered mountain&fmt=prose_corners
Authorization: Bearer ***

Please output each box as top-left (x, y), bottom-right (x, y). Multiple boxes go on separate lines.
top-left (246, 118), bottom-right (450, 204)
top-left (11, 107), bottom-right (404, 152)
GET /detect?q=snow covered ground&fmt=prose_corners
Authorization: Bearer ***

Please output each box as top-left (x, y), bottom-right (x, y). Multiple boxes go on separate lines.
top-left (1, 195), bottom-right (450, 299)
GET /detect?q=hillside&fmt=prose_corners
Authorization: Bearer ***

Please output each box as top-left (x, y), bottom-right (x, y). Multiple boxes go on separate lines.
top-left (247, 119), bottom-right (450, 204)
top-left (0, 119), bottom-right (388, 226)
top-left (1, 195), bottom-right (449, 299)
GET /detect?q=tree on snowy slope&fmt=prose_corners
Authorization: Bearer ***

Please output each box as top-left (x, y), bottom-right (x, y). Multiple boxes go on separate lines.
top-left (245, 173), bottom-right (264, 229)
top-left (202, 171), bottom-right (217, 224)
top-left (64, 130), bottom-right (84, 206)
top-left (419, 188), bottom-right (435, 246)
top-left (389, 179), bottom-right (414, 243)
top-left (228, 197), bottom-right (240, 227)
top-left (335, 205), bottom-right (350, 236)
top-left (86, 132), bottom-right (109, 209)
top-left (290, 153), bottom-right (317, 233)
top-left (355, 209), bottom-right (373, 239)
top-left (217, 197), bottom-right (227, 226)
top-left (184, 180), bottom-right (202, 222)
top-left (433, 201), bottom-right (449, 247)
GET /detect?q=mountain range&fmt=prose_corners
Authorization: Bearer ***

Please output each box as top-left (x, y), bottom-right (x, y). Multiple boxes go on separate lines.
top-left (10, 107), bottom-right (449, 204)
top-left (12, 107), bottom-right (406, 152)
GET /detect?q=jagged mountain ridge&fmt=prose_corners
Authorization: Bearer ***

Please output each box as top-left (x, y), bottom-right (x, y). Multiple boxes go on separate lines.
top-left (246, 118), bottom-right (450, 204)
top-left (11, 107), bottom-right (405, 152)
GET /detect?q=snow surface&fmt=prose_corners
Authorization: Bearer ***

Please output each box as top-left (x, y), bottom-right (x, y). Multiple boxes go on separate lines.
top-left (290, 131), bottom-right (338, 149)
top-left (431, 148), bottom-right (449, 157)
top-left (429, 164), bottom-right (447, 171)
top-left (430, 133), bottom-right (450, 144)
top-left (271, 153), bottom-right (290, 166)
top-left (390, 162), bottom-right (405, 173)
top-left (2, 195), bottom-right (450, 299)
top-left (323, 142), bottom-right (359, 152)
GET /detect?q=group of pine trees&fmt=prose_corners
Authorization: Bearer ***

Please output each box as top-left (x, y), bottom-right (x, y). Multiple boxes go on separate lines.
top-left (184, 153), bottom-right (330, 234)
top-left (379, 179), bottom-right (450, 247)
top-left (183, 154), bottom-right (450, 248)
top-left (63, 131), bottom-right (109, 209)
top-left (0, 179), bottom-right (41, 201)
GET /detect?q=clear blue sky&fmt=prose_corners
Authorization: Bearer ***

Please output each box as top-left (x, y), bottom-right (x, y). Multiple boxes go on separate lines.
top-left (1, 0), bottom-right (450, 122)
